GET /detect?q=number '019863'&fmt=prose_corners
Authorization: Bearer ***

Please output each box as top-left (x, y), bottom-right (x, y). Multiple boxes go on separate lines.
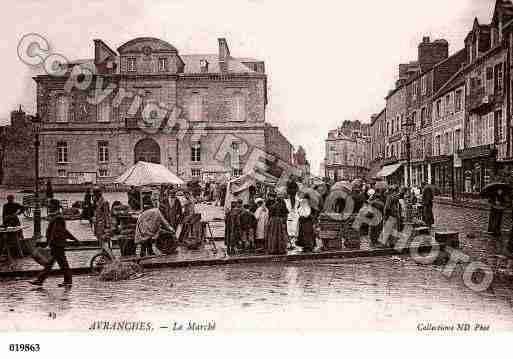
top-left (9, 344), bottom-right (40, 352)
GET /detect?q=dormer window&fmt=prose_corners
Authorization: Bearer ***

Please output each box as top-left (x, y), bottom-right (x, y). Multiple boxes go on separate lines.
top-left (200, 59), bottom-right (209, 73)
top-left (127, 57), bottom-right (136, 72)
top-left (159, 57), bottom-right (168, 72)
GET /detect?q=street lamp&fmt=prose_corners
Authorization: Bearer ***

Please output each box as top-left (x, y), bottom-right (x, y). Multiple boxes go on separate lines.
top-left (29, 113), bottom-right (42, 240)
top-left (402, 116), bottom-right (415, 188)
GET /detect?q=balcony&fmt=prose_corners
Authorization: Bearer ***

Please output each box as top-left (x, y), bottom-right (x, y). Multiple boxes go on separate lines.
top-left (457, 144), bottom-right (497, 160)
top-left (469, 87), bottom-right (503, 114)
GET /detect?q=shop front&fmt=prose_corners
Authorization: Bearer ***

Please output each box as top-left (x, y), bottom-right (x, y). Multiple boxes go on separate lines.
top-left (430, 155), bottom-right (453, 195)
top-left (458, 145), bottom-right (497, 194)
top-left (375, 161), bottom-right (404, 186)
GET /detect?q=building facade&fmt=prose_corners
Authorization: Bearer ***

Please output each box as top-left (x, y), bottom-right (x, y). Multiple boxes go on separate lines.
top-left (368, 109), bottom-right (386, 179)
top-left (324, 121), bottom-right (370, 181)
top-left (34, 37), bottom-right (294, 185)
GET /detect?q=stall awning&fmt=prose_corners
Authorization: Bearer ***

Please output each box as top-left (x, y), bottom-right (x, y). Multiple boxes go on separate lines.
top-left (375, 163), bottom-right (403, 178)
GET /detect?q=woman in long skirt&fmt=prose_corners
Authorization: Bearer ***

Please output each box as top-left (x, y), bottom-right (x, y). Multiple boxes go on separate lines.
top-left (297, 195), bottom-right (316, 252)
top-left (266, 192), bottom-right (289, 255)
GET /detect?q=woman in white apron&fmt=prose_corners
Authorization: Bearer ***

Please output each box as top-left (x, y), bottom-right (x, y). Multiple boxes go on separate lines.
top-left (284, 181), bottom-right (300, 248)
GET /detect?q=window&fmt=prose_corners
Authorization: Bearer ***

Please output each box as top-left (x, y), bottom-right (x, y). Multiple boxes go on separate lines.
top-left (435, 135), bottom-right (441, 156)
top-left (58, 169), bottom-right (66, 178)
top-left (189, 93), bottom-right (202, 122)
top-left (412, 111), bottom-right (418, 129)
top-left (232, 92), bottom-right (245, 121)
top-left (127, 57), bottom-right (136, 72)
top-left (494, 63), bottom-right (503, 94)
top-left (391, 118), bottom-right (395, 134)
top-left (158, 57), bottom-right (168, 72)
top-left (455, 129), bottom-right (461, 151)
top-left (98, 141), bottom-right (109, 163)
top-left (448, 131), bottom-right (453, 154)
top-left (444, 133), bottom-right (449, 155)
top-left (495, 110), bottom-right (503, 141)
top-left (56, 141), bottom-right (68, 163)
top-left (191, 168), bottom-right (202, 177)
top-left (436, 100), bottom-right (441, 119)
top-left (98, 169), bottom-right (108, 177)
top-left (232, 168), bottom-right (243, 177)
top-left (421, 75), bottom-right (427, 95)
top-left (56, 96), bottom-right (69, 123)
top-left (445, 94), bottom-right (451, 115)
top-left (455, 89), bottom-right (463, 112)
top-left (191, 142), bottom-right (201, 162)
top-left (97, 99), bottom-right (110, 122)
top-left (421, 107), bottom-right (426, 128)
top-left (412, 81), bottom-right (418, 98)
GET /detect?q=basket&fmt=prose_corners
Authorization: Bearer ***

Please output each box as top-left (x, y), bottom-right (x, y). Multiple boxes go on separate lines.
top-left (31, 247), bottom-right (53, 266)
top-left (319, 213), bottom-right (344, 250)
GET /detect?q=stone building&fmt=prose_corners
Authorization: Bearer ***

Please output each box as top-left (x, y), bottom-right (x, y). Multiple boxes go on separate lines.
top-left (404, 45), bottom-right (466, 189)
top-left (0, 108), bottom-right (36, 187)
top-left (293, 146), bottom-right (311, 180)
top-left (368, 108), bottom-right (386, 179)
top-left (382, 83), bottom-right (407, 185)
top-left (459, 12), bottom-right (510, 193)
top-left (33, 37), bottom-right (294, 185)
top-left (324, 121), bottom-right (370, 181)
top-left (431, 71), bottom-right (466, 194)
top-left (369, 0), bottom-right (513, 195)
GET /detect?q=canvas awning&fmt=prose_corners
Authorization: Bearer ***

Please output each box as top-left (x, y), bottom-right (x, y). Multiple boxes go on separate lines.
top-left (115, 161), bottom-right (185, 187)
top-left (375, 163), bottom-right (403, 178)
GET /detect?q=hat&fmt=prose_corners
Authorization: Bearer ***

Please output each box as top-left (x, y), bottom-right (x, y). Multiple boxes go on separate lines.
top-left (255, 197), bottom-right (264, 204)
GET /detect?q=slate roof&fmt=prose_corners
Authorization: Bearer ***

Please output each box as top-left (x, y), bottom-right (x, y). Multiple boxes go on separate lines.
top-left (180, 54), bottom-right (255, 74)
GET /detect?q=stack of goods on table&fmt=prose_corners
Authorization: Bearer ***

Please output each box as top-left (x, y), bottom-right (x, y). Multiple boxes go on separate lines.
top-left (318, 213), bottom-right (344, 250)
top-left (340, 214), bottom-right (360, 249)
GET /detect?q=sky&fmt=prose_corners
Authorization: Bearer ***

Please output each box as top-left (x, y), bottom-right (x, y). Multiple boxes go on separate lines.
top-left (0, 0), bottom-right (495, 175)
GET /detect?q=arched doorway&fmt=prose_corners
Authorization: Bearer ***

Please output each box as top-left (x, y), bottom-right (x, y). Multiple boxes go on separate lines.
top-left (134, 138), bottom-right (161, 164)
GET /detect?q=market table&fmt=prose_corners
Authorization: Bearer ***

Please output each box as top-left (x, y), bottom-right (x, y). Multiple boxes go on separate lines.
top-left (0, 226), bottom-right (28, 261)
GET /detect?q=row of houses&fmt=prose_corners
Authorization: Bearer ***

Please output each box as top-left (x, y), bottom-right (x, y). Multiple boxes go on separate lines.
top-left (369, 0), bottom-right (513, 195)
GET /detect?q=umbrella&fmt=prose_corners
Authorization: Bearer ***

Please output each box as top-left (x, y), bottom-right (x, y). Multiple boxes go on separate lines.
top-left (351, 178), bottom-right (363, 189)
top-left (423, 184), bottom-right (441, 195)
top-left (115, 161), bottom-right (184, 187)
top-left (331, 181), bottom-right (352, 192)
top-left (480, 182), bottom-right (512, 198)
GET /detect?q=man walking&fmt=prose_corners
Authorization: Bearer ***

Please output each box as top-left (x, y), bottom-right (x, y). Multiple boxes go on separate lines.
top-left (30, 199), bottom-right (79, 287)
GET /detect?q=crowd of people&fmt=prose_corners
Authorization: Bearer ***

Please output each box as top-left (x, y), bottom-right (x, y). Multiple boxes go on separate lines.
top-left (1, 176), bottom-right (508, 288)
top-left (222, 178), bottom-right (440, 255)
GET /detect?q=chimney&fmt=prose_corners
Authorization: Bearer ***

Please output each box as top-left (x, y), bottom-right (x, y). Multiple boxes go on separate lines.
top-left (418, 36), bottom-right (449, 71)
top-left (200, 59), bottom-right (209, 73)
top-left (218, 38), bottom-right (230, 72)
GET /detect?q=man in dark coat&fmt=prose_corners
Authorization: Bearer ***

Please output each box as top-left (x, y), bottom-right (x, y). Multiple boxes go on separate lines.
top-left (421, 183), bottom-right (434, 227)
top-left (30, 199), bottom-right (79, 287)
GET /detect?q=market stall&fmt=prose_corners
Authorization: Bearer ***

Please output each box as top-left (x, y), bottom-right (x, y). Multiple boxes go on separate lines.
top-left (114, 161), bottom-right (185, 255)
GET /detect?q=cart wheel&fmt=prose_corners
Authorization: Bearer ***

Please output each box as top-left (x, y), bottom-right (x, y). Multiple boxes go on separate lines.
top-left (23, 207), bottom-right (33, 219)
top-left (90, 253), bottom-right (112, 275)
